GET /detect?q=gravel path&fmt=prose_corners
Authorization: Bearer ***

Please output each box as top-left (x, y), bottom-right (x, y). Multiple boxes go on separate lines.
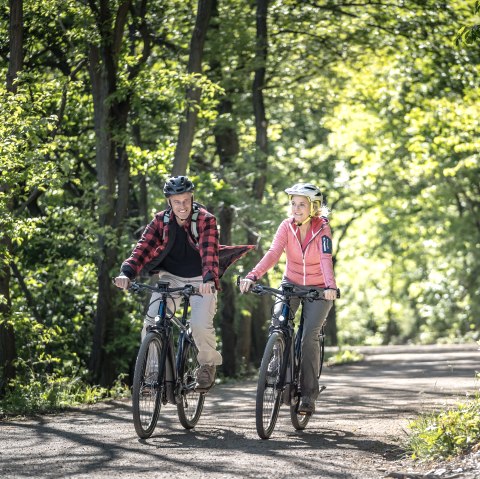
top-left (1, 344), bottom-right (479, 479)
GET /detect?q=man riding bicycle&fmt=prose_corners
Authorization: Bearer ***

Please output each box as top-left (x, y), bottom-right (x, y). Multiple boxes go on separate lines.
top-left (115, 175), bottom-right (252, 391)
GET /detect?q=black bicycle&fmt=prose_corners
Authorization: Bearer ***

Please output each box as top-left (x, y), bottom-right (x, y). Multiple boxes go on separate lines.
top-left (128, 280), bottom-right (206, 438)
top-left (244, 281), bottom-right (337, 439)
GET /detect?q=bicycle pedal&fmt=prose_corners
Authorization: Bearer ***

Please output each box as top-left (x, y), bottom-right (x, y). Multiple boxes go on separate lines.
top-left (195, 383), bottom-right (214, 393)
top-left (319, 385), bottom-right (327, 394)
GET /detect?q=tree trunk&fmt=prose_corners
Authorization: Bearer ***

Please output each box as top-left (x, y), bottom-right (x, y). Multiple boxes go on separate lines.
top-left (87, 0), bottom-right (132, 386)
top-left (326, 303), bottom-right (338, 346)
top-left (0, 234), bottom-right (15, 397)
top-left (133, 122), bottom-right (149, 226)
top-left (214, 96), bottom-right (240, 376)
top-left (209, 0), bottom-right (241, 377)
top-left (172, 0), bottom-right (213, 175)
top-left (219, 205), bottom-right (236, 376)
top-left (326, 256), bottom-right (338, 345)
top-left (237, 311), bottom-right (252, 374)
top-left (88, 44), bottom-right (119, 386)
top-left (0, 0), bottom-right (22, 397)
top-left (252, 0), bottom-right (269, 199)
top-left (6, 0), bottom-right (23, 92)
top-left (248, 0), bottom-right (270, 366)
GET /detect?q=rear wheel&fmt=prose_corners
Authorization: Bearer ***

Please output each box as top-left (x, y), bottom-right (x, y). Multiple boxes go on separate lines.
top-left (290, 325), bottom-right (325, 430)
top-left (290, 399), bottom-right (311, 430)
top-left (256, 333), bottom-right (284, 439)
top-left (177, 339), bottom-right (205, 429)
top-left (132, 332), bottom-right (163, 438)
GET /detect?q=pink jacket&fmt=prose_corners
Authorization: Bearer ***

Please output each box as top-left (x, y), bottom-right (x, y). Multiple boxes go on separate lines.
top-left (247, 216), bottom-right (337, 289)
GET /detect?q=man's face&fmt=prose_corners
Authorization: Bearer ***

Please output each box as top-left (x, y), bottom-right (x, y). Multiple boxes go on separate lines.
top-left (169, 192), bottom-right (193, 221)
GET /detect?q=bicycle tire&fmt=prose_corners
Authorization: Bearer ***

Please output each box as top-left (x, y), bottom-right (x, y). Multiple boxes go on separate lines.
top-left (132, 332), bottom-right (164, 438)
top-left (290, 399), bottom-right (312, 430)
top-left (290, 326), bottom-right (325, 430)
top-left (256, 332), bottom-right (284, 439)
top-left (177, 339), bottom-right (205, 429)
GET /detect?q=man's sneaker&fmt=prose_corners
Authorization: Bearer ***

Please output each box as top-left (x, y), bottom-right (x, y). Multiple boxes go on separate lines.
top-left (298, 397), bottom-right (315, 415)
top-left (195, 364), bottom-right (216, 391)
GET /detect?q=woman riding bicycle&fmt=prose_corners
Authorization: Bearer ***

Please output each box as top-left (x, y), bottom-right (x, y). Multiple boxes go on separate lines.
top-left (239, 182), bottom-right (338, 414)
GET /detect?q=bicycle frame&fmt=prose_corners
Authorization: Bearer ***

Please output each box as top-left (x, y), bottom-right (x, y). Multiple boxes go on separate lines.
top-left (270, 286), bottom-right (296, 404)
top-left (143, 281), bottom-right (192, 405)
top-left (273, 290), bottom-right (310, 406)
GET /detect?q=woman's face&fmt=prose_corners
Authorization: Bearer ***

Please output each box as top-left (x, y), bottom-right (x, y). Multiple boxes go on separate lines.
top-left (290, 195), bottom-right (310, 224)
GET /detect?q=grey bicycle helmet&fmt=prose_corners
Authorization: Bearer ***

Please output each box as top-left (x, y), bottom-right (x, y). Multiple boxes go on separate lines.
top-left (163, 175), bottom-right (195, 197)
top-left (284, 183), bottom-right (323, 203)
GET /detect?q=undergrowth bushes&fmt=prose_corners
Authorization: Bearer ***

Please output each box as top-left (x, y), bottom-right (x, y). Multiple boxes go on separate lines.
top-left (407, 395), bottom-right (480, 460)
top-left (0, 373), bottom-right (129, 417)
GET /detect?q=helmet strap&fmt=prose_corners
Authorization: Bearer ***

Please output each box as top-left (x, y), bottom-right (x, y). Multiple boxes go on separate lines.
top-left (296, 215), bottom-right (312, 227)
top-left (290, 195), bottom-right (315, 226)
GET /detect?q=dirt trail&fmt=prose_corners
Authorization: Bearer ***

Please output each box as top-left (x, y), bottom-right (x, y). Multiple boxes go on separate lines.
top-left (1, 343), bottom-right (479, 479)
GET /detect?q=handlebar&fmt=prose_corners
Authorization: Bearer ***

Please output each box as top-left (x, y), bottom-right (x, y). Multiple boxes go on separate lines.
top-left (112, 278), bottom-right (205, 298)
top-left (236, 276), bottom-right (340, 300)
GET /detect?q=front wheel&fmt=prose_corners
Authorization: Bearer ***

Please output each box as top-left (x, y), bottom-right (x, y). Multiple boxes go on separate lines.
top-left (132, 332), bottom-right (164, 438)
top-left (177, 339), bottom-right (205, 429)
top-left (256, 333), bottom-right (284, 439)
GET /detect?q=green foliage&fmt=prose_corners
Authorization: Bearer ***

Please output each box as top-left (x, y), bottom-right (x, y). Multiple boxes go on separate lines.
top-left (326, 348), bottom-right (365, 366)
top-left (456, 0), bottom-right (480, 45)
top-left (0, 372), bottom-right (129, 417)
top-left (407, 396), bottom-right (480, 460)
top-left (2, 0), bottom-right (480, 410)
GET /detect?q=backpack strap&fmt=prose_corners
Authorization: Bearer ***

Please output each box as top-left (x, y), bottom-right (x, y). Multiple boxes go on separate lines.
top-left (190, 203), bottom-right (200, 243)
top-left (162, 209), bottom-right (171, 242)
top-left (162, 205), bottom-right (200, 243)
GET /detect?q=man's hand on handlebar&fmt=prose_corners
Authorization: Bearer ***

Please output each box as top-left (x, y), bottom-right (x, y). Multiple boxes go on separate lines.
top-left (198, 281), bottom-right (215, 295)
top-left (113, 274), bottom-right (131, 290)
top-left (239, 277), bottom-right (254, 294)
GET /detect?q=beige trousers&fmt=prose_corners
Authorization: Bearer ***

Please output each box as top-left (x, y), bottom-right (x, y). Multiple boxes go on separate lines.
top-left (143, 272), bottom-right (222, 366)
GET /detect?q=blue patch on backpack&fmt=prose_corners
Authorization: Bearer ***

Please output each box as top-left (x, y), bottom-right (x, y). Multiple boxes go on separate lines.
top-left (321, 235), bottom-right (332, 254)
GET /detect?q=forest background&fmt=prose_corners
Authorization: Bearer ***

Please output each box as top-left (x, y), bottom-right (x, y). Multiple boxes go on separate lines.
top-left (0, 0), bottom-right (479, 409)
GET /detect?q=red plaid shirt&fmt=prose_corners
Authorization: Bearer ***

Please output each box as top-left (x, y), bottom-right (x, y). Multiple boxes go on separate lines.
top-left (121, 206), bottom-right (220, 287)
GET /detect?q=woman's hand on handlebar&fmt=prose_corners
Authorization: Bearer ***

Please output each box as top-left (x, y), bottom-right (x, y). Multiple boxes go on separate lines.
top-left (113, 274), bottom-right (131, 290)
top-left (323, 288), bottom-right (337, 301)
top-left (239, 277), bottom-right (254, 294)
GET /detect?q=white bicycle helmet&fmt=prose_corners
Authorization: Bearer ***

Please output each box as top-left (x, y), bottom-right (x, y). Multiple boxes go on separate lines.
top-left (284, 183), bottom-right (323, 203)
top-left (285, 183), bottom-right (323, 225)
